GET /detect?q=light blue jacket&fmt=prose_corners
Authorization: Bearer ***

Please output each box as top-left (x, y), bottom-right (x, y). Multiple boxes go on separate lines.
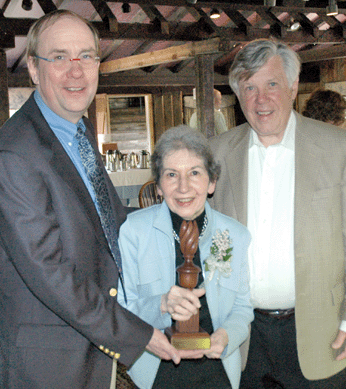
top-left (118, 201), bottom-right (254, 389)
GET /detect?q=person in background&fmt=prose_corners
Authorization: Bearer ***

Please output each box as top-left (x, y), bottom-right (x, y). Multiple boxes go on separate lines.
top-left (189, 89), bottom-right (229, 134)
top-left (118, 125), bottom-right (254, 389)
top-left (209, 38), bottom-right (346, 388)
top-left (302, 88), bottom-right (346, 126)
top-left (0, 10), bottom-right (192, 389)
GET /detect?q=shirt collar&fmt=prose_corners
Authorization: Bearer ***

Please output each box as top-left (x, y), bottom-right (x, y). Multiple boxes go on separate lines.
top-left (34, 90), bottom-right (86, 136)
top-left (249, 111), bottom-right (296, 151)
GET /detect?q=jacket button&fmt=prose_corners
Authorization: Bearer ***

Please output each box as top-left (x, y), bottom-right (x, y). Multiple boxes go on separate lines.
top-left (109, 288), bottom-right (117, 297)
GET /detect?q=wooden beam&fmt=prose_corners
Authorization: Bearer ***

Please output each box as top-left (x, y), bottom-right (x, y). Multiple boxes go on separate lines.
top-left (36, 0), bottom-right (57, 14)
top-left (0, 50), bottom-right (9, 126)
top-left (100, 37), bottom-right (221, 74)
top-left (140, 4), bottom-right (169, 35)
top-left (90, 0), bottom-right (118, 33)
top-left (195, 54), bottom-right (215, 138)
top-left (299, 44), bottom-right (346, 63)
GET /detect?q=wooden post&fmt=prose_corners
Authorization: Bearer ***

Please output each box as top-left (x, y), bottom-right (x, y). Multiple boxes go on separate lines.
top-left (0, 50), bottom-right (9, 127)
top-left (195, 54), bottom-right (215, 138)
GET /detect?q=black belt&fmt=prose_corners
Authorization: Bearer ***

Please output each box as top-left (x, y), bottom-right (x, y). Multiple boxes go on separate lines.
top-left (255, 308), bottom-right (295, 319)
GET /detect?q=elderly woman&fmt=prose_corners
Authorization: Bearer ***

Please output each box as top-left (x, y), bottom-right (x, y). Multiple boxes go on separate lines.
top-left (118, 125), bottom-right (253, 389)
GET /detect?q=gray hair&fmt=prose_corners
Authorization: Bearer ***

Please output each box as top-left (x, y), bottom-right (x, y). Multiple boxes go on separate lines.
top-left (151, 125), bottom-right (221, 185)
top-left (229, 39), bottom-right (301, 95)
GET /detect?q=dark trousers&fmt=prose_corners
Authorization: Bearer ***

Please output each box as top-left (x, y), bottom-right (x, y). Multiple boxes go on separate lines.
top-left (240, 310), bottom-right (346, 389)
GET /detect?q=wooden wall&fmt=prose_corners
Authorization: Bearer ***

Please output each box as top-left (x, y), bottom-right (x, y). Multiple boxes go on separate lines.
top-left (321, 59), bottom-right (346, 84)
top-left (88, 87), bottom-right (185, 152)
top-left (94, 86), bottom-right (187, 146)
top-left (153, 89), bottom-right (183, 142)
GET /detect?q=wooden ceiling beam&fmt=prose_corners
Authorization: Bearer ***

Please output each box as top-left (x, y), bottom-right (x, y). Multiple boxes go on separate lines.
top-left (99, 37), bottom-right (221, 74)
top-left (223, 9), bottom-right (252, 31)
top-left (167, 59), bottom-right (194, 73)
top-left (1, 1), bottom-right (346, 39)
top-left (80, 0), bottom-right (328, 9)
top-left (36, 0), bottom-right (57, 14)
top-left (90, 0), bottom-right (118, 33)
top-left (290, 12), bottom-right (321, 38)
top-left (256, 8), bottom-right (288, 38)
top-left (98, 67), bottom-right (229, 87)
top-left (139, 4), bottom-right (169, 35)
top-left (299, 43), bottom-right (346, 62)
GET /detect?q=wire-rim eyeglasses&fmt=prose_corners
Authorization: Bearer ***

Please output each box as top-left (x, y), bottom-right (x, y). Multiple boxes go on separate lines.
top-left (34, 54), bottom-right (100, 70)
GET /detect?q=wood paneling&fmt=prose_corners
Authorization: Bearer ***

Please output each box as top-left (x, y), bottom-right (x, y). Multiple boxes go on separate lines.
top-left (320, 59), bottom-right (346, 84)
top-left (153, 89), bottom-right (183, 143)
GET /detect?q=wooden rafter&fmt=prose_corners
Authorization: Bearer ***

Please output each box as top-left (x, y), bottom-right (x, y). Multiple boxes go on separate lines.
top-left (99, 37), bottom-right (221, 74)
top-left (90, 0), bottom-right (118, 32)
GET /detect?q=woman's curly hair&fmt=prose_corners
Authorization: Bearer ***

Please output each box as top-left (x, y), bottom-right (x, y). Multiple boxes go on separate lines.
top-left (302, 88), bottom-right (346, 126)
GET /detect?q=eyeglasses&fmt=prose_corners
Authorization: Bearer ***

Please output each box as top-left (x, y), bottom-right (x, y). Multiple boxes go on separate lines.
top-left (35, 54), bottom-right (100, 70)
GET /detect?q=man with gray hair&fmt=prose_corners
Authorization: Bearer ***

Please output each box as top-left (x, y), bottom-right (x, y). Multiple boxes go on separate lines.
top-left (210, 38), bottom-right (346, 388)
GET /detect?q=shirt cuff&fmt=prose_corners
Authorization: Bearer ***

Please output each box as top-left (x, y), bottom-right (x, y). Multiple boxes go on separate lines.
top-left (339, 320), bottom-right (346, 332)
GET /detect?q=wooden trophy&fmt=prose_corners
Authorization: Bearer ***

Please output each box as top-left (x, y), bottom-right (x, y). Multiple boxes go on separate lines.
top-left (165, 220), bottom-right (211, 350)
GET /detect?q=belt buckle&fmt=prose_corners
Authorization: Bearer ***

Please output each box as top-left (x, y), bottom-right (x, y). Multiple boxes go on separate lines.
top-left (270, 308), bottom-right (294, 319)
top-left (255, 308), bottom-right (295, 319)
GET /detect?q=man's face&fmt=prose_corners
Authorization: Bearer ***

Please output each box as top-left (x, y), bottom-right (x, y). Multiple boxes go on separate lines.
top-left (27, 16), bottom-right (100, 124)
top-left (237, 55), bottom-right (299, 147)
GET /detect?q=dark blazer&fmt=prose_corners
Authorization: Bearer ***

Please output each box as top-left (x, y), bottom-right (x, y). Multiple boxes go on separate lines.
top-left (0, 93), bottom-right (153, 389)
top-left (209, 112), bottom-right (346, 380)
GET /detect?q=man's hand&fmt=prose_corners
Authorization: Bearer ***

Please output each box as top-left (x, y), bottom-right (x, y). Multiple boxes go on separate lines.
top-left (204, 328), bottom-right (229, 359)
top-left (146, 328), bottom-right (204, 363)
top-left (146, 328), bottom-right (181, 364)
top-left (332, 330), bottom-right (346, 360)
top-left (161, 286), bottom-right (205, 321)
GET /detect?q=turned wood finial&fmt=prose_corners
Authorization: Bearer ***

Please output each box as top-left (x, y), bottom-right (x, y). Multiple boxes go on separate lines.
top-left (177, 220), bottom-right (201, 289)
top-left (165, 219), bottom-right (211, 347)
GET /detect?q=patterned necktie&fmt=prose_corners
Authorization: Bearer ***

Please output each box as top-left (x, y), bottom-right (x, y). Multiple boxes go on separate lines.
top-left (75, 126), bottom-right (123, 282)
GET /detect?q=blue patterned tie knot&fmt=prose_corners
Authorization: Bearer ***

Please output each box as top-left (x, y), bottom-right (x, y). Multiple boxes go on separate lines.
top-left (75, 126), bottom-right (123, 281)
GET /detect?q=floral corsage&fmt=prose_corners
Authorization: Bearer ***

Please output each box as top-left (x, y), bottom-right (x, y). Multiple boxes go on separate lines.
top-left (204, 229), bottom-right (233, 283)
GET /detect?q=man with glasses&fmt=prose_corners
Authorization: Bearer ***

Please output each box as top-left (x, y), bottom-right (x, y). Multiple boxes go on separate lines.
top-left (0, 10), bottom-right (198, 389)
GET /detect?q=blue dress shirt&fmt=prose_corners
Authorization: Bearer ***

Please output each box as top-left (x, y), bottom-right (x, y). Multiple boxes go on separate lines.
top-left (34, 90), bottom-right (97, 205)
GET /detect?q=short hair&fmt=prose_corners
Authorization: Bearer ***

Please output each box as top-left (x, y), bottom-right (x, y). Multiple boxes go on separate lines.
top-left (302, 88), bottom-right (346, 126)
top-left (26, 10), bottom-right (100, 66)
top-left (151, 125), bottom-right (221, 185)
top-left (229, 39), bottom-right (301, 95)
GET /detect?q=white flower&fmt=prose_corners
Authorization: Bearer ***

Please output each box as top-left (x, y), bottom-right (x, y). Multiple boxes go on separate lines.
top-left (204, 229), bottom-right (233, 283)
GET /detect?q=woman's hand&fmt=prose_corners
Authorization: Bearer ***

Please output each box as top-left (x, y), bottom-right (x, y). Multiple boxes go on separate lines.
top-left (204, 328), bottom-right (229, 359)
top-left (161, 286), bottom-right (206, 321)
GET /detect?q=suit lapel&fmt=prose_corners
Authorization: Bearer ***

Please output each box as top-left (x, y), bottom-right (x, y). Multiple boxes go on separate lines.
top-left (23, 95), bottom-right (107, 243)
top-left (226, 124), bottom-right (250, 226)
top-left (294, 113), bottom-right (325, 252)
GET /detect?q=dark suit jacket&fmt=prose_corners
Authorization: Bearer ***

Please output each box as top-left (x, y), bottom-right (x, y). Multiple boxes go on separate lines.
top-left (0, 93), bottom-right (153, 389)
top-left (209, 112), bottom-right (346, 380)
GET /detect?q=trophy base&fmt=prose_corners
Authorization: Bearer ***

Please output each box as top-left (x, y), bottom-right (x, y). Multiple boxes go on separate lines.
top-left (165, 327), bottom-right (211, 350)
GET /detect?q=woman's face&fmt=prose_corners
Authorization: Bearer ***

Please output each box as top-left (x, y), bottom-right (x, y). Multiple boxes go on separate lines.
top-left (157, 149), bottom-right (216, 220)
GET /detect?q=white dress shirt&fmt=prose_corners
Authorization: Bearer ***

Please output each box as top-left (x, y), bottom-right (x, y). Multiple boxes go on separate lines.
top-left (247, 112), bottom-right (296, 309)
